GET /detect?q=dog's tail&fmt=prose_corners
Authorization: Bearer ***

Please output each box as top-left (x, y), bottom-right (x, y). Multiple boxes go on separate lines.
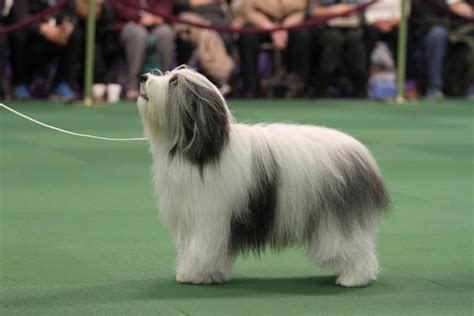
top-left (322, 146), bottom-right (390, 232)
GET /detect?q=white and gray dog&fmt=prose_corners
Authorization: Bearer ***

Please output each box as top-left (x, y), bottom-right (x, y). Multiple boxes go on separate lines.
top-left (137, 67), bottom-right (389, 287)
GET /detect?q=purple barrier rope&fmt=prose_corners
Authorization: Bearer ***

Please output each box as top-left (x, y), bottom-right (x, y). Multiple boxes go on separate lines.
top-left (0, 0), bottom-right (69, 35)
top-left (114, 0), bottom-right (377, 34)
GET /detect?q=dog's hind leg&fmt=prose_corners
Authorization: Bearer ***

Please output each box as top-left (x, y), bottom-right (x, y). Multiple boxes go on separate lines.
top-left (307, 213), bottom-right (380, 287)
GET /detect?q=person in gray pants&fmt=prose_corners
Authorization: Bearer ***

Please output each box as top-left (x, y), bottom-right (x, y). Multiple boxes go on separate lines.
top-left (111, 0), bottom-right (175, 99)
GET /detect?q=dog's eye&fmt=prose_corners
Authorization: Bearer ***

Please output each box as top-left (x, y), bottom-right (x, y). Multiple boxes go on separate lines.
top-left (169, 75), bottom-right (178, 86)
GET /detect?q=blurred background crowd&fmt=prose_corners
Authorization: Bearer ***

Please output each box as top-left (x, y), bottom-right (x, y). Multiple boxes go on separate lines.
top-left (0, 0), bottom-right (473, 102)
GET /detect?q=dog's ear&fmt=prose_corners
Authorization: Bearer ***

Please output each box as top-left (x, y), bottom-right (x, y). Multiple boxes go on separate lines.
top-left (167, 73), bottom-right (230, 168)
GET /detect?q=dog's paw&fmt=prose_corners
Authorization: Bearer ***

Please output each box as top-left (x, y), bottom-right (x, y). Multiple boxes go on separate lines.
top-left (335, 272), bottom-right (375, 287)
top-left (176, 272), bottom-right (229, 285)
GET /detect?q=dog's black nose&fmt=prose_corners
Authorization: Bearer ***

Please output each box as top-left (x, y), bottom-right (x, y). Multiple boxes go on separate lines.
top-left (140, 74), bottom-right (148, 83)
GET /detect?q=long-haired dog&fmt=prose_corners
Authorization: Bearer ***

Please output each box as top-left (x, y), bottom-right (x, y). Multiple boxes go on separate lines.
top-left (137, 67), bottom-right (389, 287)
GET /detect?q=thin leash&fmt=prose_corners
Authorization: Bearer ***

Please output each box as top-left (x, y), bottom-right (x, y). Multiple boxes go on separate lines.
top-left (0, 103), bottom-right (148, 142)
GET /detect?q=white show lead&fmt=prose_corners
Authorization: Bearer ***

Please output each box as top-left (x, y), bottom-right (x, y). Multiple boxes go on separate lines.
top-left (0, 103), bottom-right (148, 142)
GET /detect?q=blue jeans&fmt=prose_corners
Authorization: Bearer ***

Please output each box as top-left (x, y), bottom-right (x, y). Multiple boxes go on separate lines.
top-left (425, 25), bottom-right (449, 90)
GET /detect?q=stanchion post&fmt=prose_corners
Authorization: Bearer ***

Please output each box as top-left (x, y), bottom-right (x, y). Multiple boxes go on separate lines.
top-left (84, 0), bottom-right (96, 106)
top-left (396, 0), bottom-right (409, 104)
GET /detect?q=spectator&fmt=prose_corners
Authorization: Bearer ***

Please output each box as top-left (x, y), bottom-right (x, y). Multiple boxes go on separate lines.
top-left (110, 0), bottom-right (175, 100)
top-left (173, 0), bottom-right (234, 95)
top-left (1, 0), bottom-right (13, 100)
top-left (7, 0), bottom-right (78, 100)
top-left (308, 0), bottom-right (367, 97)
top-left (411, 0), bottom-right (474, 99)
top-left (365, 0), bottom-right (402, 60)
top-left (238, 0), bottom-right (310, 98)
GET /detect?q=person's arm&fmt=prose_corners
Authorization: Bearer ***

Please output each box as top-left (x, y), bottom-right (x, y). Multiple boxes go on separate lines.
top-left (310, 1), bottom-right (355, 18)
top-left (448, 0), bottom-right (474, 19)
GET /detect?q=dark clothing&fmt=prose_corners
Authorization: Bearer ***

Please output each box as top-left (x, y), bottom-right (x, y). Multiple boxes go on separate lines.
top-left (365, 26), bottom-right (398, 62)
top-left (239, 25), bottom-right (311, 96)
top-left (73, 5), bottom-right (121, 84)
top-left (110, 0), bottom-right (175, 89)
top-left (411, 0), bottom-right (474, 33)
top-left (7, 0), bottom-right (77, 86)
top-left (8, 0), bottom-right (76, 33)
top-left (0, 23), bottom-right (6, 99)
top-left (411, 0), bottom-right (474, 93)
top-left (110, 0), bottom-right (172, 27)
top-left (11, 29), bottom-right (77, 86)
top-left (312, 26), bottom-right (367, 97)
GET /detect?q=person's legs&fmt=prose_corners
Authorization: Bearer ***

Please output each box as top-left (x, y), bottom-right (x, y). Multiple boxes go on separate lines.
top-left (70, 19), bottom-right (112, 91)
top-left (318, 27), bottom-right (344, 96)
top-left (152, 24), bottom-right (175, 71)
top-left (238, 25), bottom-right (261, 96)
top-left (54, 29), bottom-right (79, 87)
top-left (120, 22), bottom-right (148, 94)
top-left (8, 0), bottom-right (30, 96)
top-left (25, 32), bottom-right (77, 99)
top-left (385, 28), bottom-right (399, 60)
top-left (343, 28), bottom-right (367, 97)
top-left (424, 25), bottom-right (448, 98)
top-left (364, 25), bottom-right (381, 65)
top-left (93, 23), bottom-right (109, 84)
top-left (287, 28), bottom-right (311, 84)
top-left (0, 27), bottom-right (6, 99)
top-left (9, 27), bottom-right (30, 99)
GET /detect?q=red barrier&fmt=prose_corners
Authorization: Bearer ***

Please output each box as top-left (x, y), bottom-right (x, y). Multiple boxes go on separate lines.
top-left (1, 0), bottom-right (377, 35)
top-left (113, 0), bottom-right (377, 34)
top-left (2, 0), bottom-right (471, 36)
top-left (0, 0), bottom-right (69, 35)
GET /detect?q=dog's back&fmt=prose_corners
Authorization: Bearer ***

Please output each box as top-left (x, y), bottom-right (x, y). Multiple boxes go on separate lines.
top-left (230, 123), bottom-right (389, 249)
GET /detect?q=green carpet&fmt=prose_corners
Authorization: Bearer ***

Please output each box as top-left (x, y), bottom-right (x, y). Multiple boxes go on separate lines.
top-left (1, 99), bottom-right (472, 315)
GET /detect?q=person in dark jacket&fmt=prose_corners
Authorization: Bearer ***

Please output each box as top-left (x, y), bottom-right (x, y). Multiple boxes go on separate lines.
top-left (7, 0), bottom-right (79, 100)
top-left (110, 0), bottom-right (175, 100)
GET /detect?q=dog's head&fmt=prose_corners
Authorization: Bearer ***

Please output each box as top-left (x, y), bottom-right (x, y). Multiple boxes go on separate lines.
top-left (137, 66), bottom-right (231, 166)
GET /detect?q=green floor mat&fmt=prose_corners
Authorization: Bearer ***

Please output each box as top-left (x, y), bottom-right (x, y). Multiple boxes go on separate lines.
top-left (1, 99), bottom-right (472, 315)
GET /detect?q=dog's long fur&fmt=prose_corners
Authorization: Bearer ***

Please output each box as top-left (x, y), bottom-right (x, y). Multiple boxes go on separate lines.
top-left (138, 67), bottom-right (389, 287)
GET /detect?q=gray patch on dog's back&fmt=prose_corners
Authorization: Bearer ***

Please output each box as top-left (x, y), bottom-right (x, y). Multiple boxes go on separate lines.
top-left (230, 142), bottom-right (279, 255)
top-left (321, 150), bottom-right (390, 232)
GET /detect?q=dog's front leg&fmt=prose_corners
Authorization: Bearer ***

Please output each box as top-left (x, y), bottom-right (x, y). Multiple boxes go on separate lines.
top-left (174, 231), bottom-right (235, 285)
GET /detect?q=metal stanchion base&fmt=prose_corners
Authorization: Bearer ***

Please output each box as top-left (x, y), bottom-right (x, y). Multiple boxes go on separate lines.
top-left (384, 95), bottom-right (419, 105)
top-left (395, 96), bottom-right (406, 104)
top-left (84, 97), bottom-right (94, 107)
